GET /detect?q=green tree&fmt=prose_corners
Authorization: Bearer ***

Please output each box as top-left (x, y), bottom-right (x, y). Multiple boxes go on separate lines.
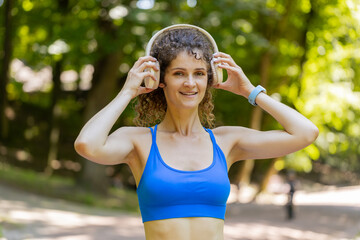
top-left (0, 0), bottom-right (14, 140)
top-left (2, 0), bottom-right (359, 195)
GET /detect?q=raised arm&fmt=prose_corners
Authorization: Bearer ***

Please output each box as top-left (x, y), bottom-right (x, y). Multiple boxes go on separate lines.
top-left (213, 52), bottom-right (319, 163)
top-left (74, 56), bottom-right (159, 165)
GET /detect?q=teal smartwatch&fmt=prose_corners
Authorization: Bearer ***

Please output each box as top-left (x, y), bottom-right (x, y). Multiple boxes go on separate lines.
top-left (248, 85), bottom-right (266, 106)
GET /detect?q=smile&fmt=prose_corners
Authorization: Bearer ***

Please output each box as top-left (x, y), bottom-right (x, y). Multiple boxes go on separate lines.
top-left (180, 92), bottom-right (198, 96)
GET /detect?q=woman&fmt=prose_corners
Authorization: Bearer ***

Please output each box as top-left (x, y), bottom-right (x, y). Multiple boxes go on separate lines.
top-left (74, 24), bottom-right (318, 240)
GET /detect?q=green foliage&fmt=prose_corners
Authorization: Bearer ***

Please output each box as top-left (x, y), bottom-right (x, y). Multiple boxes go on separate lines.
top-left (0, 163), bottom-right (74, 192)
top-left (286, 0), bottom-right (360, 172)
top-left (1, 0), bottom-right (360, 188)
top-left (0, 164), bottom-right (139, 212)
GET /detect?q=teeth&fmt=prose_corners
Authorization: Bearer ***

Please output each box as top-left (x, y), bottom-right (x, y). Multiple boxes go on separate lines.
top-left (181, 92), bottom-right (197, 95)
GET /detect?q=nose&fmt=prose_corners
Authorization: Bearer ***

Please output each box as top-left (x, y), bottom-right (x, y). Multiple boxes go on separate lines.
top-left (184, 75), bottom-right (196, 87)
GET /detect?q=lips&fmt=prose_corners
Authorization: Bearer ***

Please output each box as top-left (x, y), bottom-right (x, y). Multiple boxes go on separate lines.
top-left (180, 92), bottom-right (198, 96)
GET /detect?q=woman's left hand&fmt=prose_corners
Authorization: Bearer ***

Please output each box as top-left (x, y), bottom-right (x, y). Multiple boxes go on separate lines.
top-left (212, 52), bottom-right (255, 98)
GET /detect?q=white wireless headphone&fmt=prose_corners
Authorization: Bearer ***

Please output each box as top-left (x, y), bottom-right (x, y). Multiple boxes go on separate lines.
top-left (144, 24), bottom-right (223, 89)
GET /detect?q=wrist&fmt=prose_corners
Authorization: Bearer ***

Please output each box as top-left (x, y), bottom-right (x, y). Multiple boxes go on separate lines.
top-left (118, 88), bottom-right (137, 100)
top-left (242, 85), bottom-right (255, 98)
top-left (248, 85), bottom-right (267, 106)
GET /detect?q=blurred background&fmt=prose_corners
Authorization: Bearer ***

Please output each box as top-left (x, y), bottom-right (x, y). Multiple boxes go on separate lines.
top-left (0, 0), bottom-right (359, 239)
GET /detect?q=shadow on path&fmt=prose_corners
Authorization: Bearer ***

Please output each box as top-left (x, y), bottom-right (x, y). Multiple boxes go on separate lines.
top-left (225, 203), bottom-right (360, 240)
top-left (1, 183), bottom-right (360, 240)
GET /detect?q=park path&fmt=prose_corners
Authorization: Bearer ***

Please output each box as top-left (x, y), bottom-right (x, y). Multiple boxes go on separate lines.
top-left (1, 183), bottom-right (360, 240)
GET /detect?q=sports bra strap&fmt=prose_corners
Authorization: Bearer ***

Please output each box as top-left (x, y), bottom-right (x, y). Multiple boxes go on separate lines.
top-left (149, 125), bottom-right (157, 142)
top-left (204, 128), bottom-right (217, 144)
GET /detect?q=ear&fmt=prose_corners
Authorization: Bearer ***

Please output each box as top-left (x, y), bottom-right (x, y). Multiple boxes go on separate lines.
top-left (159, 83), bottom-right (166, 88)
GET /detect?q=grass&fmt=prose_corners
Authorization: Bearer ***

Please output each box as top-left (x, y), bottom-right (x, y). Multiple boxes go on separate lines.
top-left (0, 163), bottom-right (139, 213)
top-left (354, 231), bottom-right (360, 240)
top-left (0, 217), bottom-right (24, 232)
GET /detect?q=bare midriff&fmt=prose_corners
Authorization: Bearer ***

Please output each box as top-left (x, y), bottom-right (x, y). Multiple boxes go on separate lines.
top-left (143, 217), bottom-right (224, 240)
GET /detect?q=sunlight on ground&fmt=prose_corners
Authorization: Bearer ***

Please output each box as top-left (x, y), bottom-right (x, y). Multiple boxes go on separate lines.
top-left (224, 223), bottom-right (342, 240)
top-left (228, 182), bottom-right (360, 207)
top-left (295, 186), bottom-right (360, 207)
top-left (8, 208), bottom-right (118, 227)
top-left (0, 197), bottom-right (145, 240)
top-left (26, 236), bottom-right (91, 240)
top-left (1, 184), bottom-right (360, 240)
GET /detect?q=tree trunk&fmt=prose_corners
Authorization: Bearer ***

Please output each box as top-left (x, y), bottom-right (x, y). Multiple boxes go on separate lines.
top-left (43, 0), bottom-right (69, 174)
top-left (79, 52), bottom-right (122, 194)
top-left (0, 0), bottom-right (13, 141)
top-left (44, 60), bottom-right (63, 176)
top-left (253, 0), bottom-right (315, 199)
top-left (250, 158), bottom-right (279, 202)
top-left (237, 51), bottom-right (271, 188)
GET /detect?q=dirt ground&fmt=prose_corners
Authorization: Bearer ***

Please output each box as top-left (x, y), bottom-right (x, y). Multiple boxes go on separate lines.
top-left (1, 183), bottom-right (359, 240)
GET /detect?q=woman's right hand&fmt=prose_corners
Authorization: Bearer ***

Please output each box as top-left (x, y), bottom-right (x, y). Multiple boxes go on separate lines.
top-left (75, 57), bottom-right (159, 165)
top-left (123, 56), bottom-right (159, 99)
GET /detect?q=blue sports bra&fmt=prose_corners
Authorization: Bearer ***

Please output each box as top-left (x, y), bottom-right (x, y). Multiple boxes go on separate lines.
top-left (136, 125), bottom-right (230, 223)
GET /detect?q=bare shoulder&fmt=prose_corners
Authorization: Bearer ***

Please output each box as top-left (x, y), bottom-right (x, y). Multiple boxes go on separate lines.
top-left (75, 126), bottom-right (153, 165)
top-left (110, 126), bottom-right (151, 140)
top-left (212, 126), bottom-right (251, 139)
top-left (212, 125), bottom-right (264, 149)
top-left (98, 126), bottom-right (153, 165)
top-left (109, 126), bottom-right (153, 154)
top-left (211, 126), bottom-right (251, 159)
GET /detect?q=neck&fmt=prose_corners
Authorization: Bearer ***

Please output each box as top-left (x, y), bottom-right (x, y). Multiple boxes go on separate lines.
top-left (159, 107), bottom-right (203, 136)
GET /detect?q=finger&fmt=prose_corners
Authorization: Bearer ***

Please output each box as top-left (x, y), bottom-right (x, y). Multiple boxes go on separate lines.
top-left (133, 56), bottom-right (157, 68)
top-left (137, 86), bottom-right (155, 95)
top-left (213, 57), bottom-right (237, 67)
top-left (217, 63), bottom-right (238, 72)
top-left (212, 82), bottom-right (229, 90)
top-left (139, 71), bottom-right (158, 82)
top-left (213, 52), bottom-right (237, 67)
top-left (213, 52), bottom-right (231, 58)
top-left (139, 60), bottom-right (159, 72)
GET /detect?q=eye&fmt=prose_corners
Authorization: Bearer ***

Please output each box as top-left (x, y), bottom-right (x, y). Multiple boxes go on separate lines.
top-left (195, 71), bottom-right (206, 76)
top-left (174, 72), bottom-right (184, 76)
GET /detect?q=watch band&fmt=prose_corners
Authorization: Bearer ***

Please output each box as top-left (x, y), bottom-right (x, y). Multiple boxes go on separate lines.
top-left (248, 85), bottom-right (266, 106)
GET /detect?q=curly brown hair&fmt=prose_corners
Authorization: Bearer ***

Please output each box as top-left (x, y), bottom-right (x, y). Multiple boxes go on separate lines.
top-left (133, 28), bottom-right (216, 128)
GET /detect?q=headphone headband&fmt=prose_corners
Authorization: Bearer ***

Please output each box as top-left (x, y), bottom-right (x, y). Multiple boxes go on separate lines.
top-left (145, 24), bottom-right (219, 56)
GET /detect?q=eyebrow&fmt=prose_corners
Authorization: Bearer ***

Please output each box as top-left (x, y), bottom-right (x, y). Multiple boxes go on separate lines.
top-left (170, 67), bottom-right (207, 71)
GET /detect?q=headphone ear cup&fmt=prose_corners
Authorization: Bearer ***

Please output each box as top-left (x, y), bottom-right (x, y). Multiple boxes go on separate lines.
top-left (144, 62), bottom-right (160, 89)
top-left (210, 58), bottom-right (223, 86)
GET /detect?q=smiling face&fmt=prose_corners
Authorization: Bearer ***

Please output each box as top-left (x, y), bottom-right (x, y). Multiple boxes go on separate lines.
top-left (134, 28), bottom-right (216, 128)
top-left (162, 50), bottom-right (209, 110)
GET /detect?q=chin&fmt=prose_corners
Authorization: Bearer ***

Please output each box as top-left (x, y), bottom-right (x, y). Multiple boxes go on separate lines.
top-left (180, 100), bottom-right (203, 110)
